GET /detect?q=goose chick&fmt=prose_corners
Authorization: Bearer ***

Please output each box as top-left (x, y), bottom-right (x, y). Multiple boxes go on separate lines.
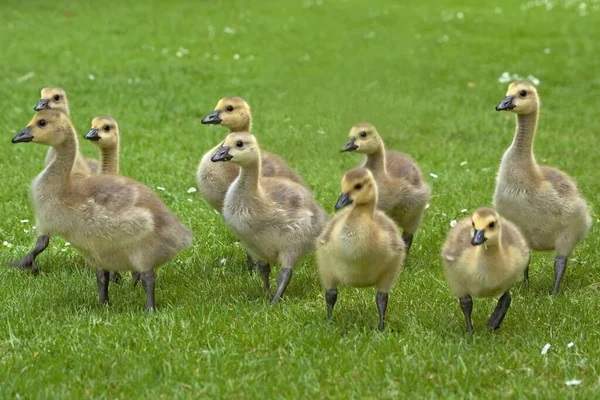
top-left (84, 116), bottom-right (120, 175)
top-left (10, 88), bottom-right (101, 273)
top-left (341, 123), bottom-right (430, 256)
top-left (316, 168), bottom-right (405, 331)
top-left (494, 81), bottom-right (592, 294)
top-left (441, 208), bottom-right (529, 332)
top-left (198, 96), bottom-right (309, 274)
top-left (11, 110), bottom-right (192, 310)
top-left (84, 116), bottom-right (123, 284)
top-left (34, 87), bottom-right (99, 174)
top-left (198, 96), bottom-right (308, 210)
top-left (211, 132), bottom-right (328, 304)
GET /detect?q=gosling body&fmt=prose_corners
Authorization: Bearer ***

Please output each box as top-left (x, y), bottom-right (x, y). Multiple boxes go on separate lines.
top-left (493, 81), bottom-right (592, 294)
top-left (211, 132), bottom-right (328, 304)
top-left (442, 208), bottom-right (529, 332)
top-left (316, 168), bottom-right (404, 331)
top-left (12, 110), bottom-right (192, 310)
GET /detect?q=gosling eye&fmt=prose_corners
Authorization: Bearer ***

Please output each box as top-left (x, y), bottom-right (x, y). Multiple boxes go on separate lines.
top-left (226, 105), bottom-right (234, 112)
top-left (519, 90), bottom-right (527, 97)
top-left (38, 119), bottom-right (47, 127)
top-left (53, 95), bottom-right (60, 102)
top-left (103, 125), bottom-right (110, 132)
top-left (488, 221), bottom-right (495, 229)
top-left (472, 222), bottom-right (475, 228)
top-left (354, 183), bottom-right (363, 190)
top-left (236, 140), bottom-right (244, 148)
top-left (359, 131), bottom-right (367, 138)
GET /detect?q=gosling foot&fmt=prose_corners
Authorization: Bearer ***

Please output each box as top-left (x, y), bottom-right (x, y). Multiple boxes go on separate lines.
top-left (459, 296), bottom-right (473, 333)
top-left (271, 268), bottom-right (292, 305)
top-left (551, 255), bottom-right (568, 295)
top-left (488, 291), bottom-right (511, 330)
top-left (96, 269), bottom-right (110, 306)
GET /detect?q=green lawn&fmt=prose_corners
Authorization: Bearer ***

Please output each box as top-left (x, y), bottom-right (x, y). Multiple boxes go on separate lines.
top-left (1, 0), bottom-right (599, 398)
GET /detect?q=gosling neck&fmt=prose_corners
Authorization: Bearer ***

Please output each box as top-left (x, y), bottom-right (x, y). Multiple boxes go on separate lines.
top-left (349, 198), bottom-right (377, 219)
top-left (44, 126), bottom-right (78, 188)
top-left (100, 142), bottom-right (120, 174)
top-left (363, 144), bottom-right (387, 177)
top-left (235, 155), bottom-right (262, 194)
top-left (227, 116), bottom-right (252, 133)
top-left (508, 111), bottom-right (538, 165)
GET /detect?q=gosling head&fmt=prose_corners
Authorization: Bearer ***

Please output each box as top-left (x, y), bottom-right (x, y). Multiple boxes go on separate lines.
top-left (210, 131), bottom-right (259, 167)
top-left (201, 97), bottom-right (252, 132)
top-left (12, 110), bottom-right (71, 147)
top-left (470, 208), bottom-right (501, 247)
top-left (341, 122), bottom-right (383, 155)
top-left (34, 87), bottom-right (70, 115)
top-left (84, 116), bottom-right (120, 149)
top-left (335, 167), bottom-right (377, 210)
top-left (495, 81), bottom-right (539, 115)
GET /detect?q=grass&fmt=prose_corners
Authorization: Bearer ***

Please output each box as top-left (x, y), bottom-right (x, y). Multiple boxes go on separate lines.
top-left (1, 0), bottom-right (599, 398)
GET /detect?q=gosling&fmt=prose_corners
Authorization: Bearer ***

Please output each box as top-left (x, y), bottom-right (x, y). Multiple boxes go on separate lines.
top-left (341, 123), bottom-right (430, 256)
top-left (494, 81), bottom-right (592, 294)
top-left (441, 208), bottom-right (530, 332)
top-left (11, 110), bottom-right (192, 310)
top-left (211, 132), bottom-right (328, 304)
top-left (316, 168), bottom-right (405, 331)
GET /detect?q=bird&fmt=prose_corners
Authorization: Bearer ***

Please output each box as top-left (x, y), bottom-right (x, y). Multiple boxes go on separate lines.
top-left (494, 81), bottom-right (592, 294)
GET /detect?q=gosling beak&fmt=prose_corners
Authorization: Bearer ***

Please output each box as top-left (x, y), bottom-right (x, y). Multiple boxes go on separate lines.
top-left (12, 126), bottom-right (33, 143)
top-left (334, 192), bottom-right (353, 210)
top-left (495, 96), bottom-right (515, 111)
top-left (34, 99), bottom-right (49, 111)
top-left (84, 128), bottom-right (100, 141)
top-left (471, 229), bottom-right (487, 246)
top-left (340, 139), bottom-right (358, 153)
top-left (202, 110), bottom-right (222, 125)
top-left (211, 145), bottom-right (233, 162)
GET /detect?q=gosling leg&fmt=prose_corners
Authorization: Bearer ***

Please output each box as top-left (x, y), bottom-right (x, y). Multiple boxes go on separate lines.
top-left (109, 272), bottom-right (122, 284)
top-left (376, 291), bottom-right (389, 331)
top-left (271, 267), bottom-right (292, 305)
top-left (8, 235), bottom-right (50, 274)
top-left (551, 255), bottom-right (568, 295)
top-left (246, 252), bottom-right (256, 275)
top-left (132, 272), bottom-right (141, 287)
top-left (401, 232), bottom-right (413, 257)
top-left (140, 270), bottom-right (156, 312)
top-left (488, 291), bottom-right (512, 330)
top-left (256, 261), bottom-right (271, 293)
top-left (523, 252), bottom-right (531, 287)
top-left (96, 269), bottom-right (110, 306)
top-left (459, 296), bottom-right (473, 332)
top-left (325, 288), bottom-right (337, 320)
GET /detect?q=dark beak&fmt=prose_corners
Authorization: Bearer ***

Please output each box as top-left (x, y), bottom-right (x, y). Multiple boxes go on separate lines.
top-left (495, 96), bottom-right (515, 111)
top-left (84, 128), bottom-right (100, 141)
top-left (12, 126), bottom-right (34, 143)
top-left (471, 229), bottom-right (487, 246)
top-left (202, 110), bottom-right (222, 125)
top-left (34, 99), bottom-right (49, 111)
top-left (334, 192), bottom-right (353, 210)
top-left (340, 139), bottom-right (358, 153)
top-left (211, 146), bottom-right (233, 162)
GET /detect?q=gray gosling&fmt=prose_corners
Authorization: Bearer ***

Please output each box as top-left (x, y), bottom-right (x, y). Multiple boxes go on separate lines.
top-left (494, 81), bottom-right (592, 294)
top-left (211, 131), bottom-right (327, 304)
top-left (9, 88), bottom-right (100, 273)
top-left (199, 96), bottom-right (309, 274)
top-left (11, 110), bottom-right (192, 311)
